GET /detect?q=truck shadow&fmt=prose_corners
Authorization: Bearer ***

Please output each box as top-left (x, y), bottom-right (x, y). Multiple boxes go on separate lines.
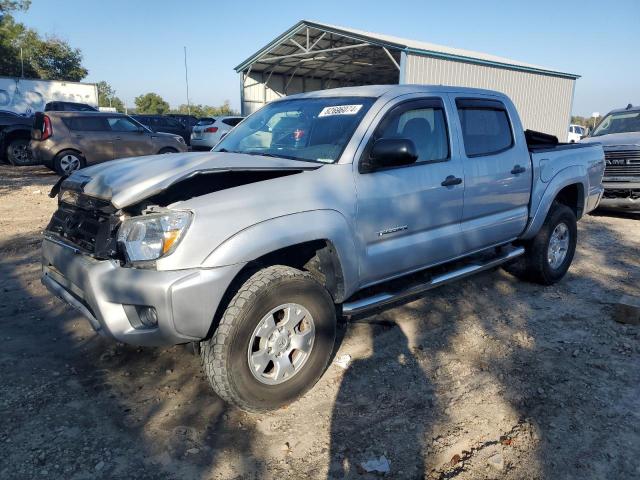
top-left (326, 214), bottom-right (639, 479)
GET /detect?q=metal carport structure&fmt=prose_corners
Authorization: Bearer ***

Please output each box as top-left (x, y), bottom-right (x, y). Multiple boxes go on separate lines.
top-left (236, 21), bottom-right (580, 140)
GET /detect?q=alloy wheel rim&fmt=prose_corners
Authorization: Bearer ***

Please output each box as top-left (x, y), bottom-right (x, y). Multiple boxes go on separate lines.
top-left (11, 143), bottom-right (31, 163)
top-left (247, 303), bottom-right (315, 385)
top-left (548, 222), bottom-right (570, 269)
top-left (60, 154), bottom-right (81, 174)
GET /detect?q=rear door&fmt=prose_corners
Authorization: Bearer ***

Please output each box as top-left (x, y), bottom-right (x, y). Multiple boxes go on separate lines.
top-left (354, 97), bottom-right (465, 285)
top-left (452, 96), bottom-right (531, 251)
top-left (108, 116), bottom-right (155, 158)
top-left (65, 116), bottom-right (114, 164)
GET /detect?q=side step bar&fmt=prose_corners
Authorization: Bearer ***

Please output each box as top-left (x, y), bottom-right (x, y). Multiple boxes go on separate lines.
top-left (342, 246), bottom-right (525, 317)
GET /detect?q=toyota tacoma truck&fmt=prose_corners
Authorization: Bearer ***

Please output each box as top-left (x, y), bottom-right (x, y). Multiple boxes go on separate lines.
top-left (580, 104), bottom-right (640, 210)
top-left (41, 85), bottom-right (605, 411)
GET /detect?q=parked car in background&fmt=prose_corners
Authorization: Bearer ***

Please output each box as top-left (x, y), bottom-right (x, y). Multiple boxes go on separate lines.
top-left (190, 116), bottom-right (244, 150)
top-left (30, 112), bottom-right (187, 175)
top-left (0, 109), bottom-right (34, 165)
top-left (45, 101), bottom-right (99, 112)
top-left (166, 114), bottom-right (200, 131)
top-left (40, 85), bottom-right (604, 411)
top-left (581, 104), bottom-right (640, 210)
top-left (132, 115), bottom-right (191, 144)
top-left (568, 124), bottom-right (586, 143)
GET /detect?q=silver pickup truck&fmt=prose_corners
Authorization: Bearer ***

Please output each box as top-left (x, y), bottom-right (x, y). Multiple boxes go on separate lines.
top-left (41, 85), bottom-right (604, 411)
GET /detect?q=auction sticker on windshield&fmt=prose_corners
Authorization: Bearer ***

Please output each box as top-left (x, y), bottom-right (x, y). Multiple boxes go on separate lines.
top-left (318, 104), bottom-right (363, 117)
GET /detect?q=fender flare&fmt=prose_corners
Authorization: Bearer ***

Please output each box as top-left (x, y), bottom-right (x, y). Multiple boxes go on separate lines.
top-left (521, 165), bottom-right (587, 240)
top-left (201, 209), bottom-right (360, 298)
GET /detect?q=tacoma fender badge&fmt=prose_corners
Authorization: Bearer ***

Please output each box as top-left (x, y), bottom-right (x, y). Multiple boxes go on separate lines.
top-left (377, 225), bottom-right (408, 237)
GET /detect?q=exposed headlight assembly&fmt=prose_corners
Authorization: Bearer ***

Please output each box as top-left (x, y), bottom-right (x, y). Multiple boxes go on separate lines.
top-left (117, 211), bottom-right (192, 263)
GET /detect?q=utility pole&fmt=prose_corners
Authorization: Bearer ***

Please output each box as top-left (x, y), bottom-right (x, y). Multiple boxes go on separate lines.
top-left (20, 47), bottom-right (24, 78)
top-left (184, 46), bottom-right (191, 116)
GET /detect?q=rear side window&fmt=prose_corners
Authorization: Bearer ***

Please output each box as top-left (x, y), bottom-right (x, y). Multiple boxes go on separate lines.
top-left (222, 118), bottom-right (243, 127)
top-left (64, 116), bottom-right (110, 132)
top-left (456, 98), bottom-right (514, 157)
top-left (196, 118), bottom-right (215, 126)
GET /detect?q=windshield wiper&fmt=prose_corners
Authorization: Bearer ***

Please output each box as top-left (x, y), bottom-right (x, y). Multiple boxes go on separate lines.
top-left (242, 151), bottom-right (308, 161)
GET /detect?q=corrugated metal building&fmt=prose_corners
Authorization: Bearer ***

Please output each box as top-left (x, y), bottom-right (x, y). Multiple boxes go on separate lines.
top-left (236, 21), bottom-right (579, 140)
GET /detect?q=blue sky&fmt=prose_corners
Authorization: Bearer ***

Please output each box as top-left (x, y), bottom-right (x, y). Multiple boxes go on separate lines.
top-left (16, 0), bottom-right (639, 116)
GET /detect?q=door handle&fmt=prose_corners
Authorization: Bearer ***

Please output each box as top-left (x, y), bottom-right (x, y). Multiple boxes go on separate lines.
top-left (511, 165), bottom-right (526, 175)
top-left (441, 175), bottom-right (463, 187)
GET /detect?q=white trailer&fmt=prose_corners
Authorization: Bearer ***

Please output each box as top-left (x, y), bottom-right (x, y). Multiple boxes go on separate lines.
top-left (0, 76), bottom-right (98, 115)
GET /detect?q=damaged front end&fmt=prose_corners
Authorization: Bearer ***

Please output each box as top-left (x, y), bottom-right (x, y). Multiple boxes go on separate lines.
top-left (45, 189), bottom-right (122, 260)
top-left (45, 166), bottom-right (312, 264)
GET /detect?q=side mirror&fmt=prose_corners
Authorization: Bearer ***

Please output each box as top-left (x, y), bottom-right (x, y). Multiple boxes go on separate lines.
top-left (363, 138), bottom-right (418, 172)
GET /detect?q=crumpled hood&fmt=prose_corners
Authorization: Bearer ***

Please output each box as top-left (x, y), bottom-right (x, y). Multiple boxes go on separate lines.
top-left (62, 151), bottom-right (319, 208)
top-left (581, 132), bottom-right (640, 148)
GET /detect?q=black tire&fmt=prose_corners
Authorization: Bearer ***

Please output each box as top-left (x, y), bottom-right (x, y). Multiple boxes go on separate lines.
top-left (201, 265), bottom-right (337, 412)
top-left (506, 202), bottom-right (577, 285)
top-left (158, 147), bottom-right (178, 154)
top-left (53, 150), bottom-right (86, 176)
top-left (6, 137), bottom-right (33, 166)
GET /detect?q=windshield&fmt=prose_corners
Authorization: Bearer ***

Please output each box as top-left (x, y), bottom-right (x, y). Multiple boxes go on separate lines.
top-left (213, 96), bottom-right (375, 163)
top-left (592, 111), bottom-right (640, 137)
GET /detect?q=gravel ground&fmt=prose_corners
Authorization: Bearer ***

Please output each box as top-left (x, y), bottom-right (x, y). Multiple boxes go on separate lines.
top-left (0, 165), bottom-right (638, 480)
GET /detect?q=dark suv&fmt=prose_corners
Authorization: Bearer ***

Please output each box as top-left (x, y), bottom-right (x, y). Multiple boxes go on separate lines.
top-left (0, 110), bottom-right (33, 165)
top-left (45, 101), bottom-right (99, 112)
top-left (132, 115), bottom-right (191, 144)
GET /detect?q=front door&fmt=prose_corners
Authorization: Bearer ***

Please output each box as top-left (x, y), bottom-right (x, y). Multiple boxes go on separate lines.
top-left (354, 98), bottom-right (465, 286)
top-left (452, 96), bottom-right (532, 252)
top-left (108, 116), bottom-right (155, 158)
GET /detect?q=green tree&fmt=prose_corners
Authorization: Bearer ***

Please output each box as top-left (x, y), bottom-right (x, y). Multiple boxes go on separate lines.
top-left (0, 0), bottom-right (30, 14)
top-left (0, 1), bottom-right (88, 80)
top-left (96, 80), bottom-right (125, 112)
top-left (170, 100), bottom-right (239, 117)
top-left (134, 92), bottom-right (170, 114)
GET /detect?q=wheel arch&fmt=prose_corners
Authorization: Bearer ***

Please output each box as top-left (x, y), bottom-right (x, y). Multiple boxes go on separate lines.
top-left (521, 167), bottom-right (587, 240)
top-left (202, 210), bottom-right (359, 303)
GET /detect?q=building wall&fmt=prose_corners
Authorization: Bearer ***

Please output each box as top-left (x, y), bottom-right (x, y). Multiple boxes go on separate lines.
top-left (241, 72), bottom-right (365, 115)
top-left (404, 54), bottom-right (575, 140)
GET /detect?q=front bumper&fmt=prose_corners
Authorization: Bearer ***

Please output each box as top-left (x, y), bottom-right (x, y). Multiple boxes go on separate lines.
top-left (600, 181), bottom-right (640, 210)
top-left (41, 236), bottom-right (244, 346)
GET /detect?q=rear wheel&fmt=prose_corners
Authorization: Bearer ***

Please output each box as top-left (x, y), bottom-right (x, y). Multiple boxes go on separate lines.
top-left (200, 265), bottom-right (337, 412)
top-left (53, 150), bottom-right (85, 176)
top-left (505, 202), bottom-right (577, 285)
top-left (6, 138), bottom-right (33, 166)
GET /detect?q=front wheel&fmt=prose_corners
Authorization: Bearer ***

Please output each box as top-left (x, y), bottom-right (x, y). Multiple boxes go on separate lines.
top-left (200, 265), bottom-right (337, 412)
top-left (506, 202), bottom-right (577, 285)
top-left (53, 150), bottom-right (85, 176)
top-left (158, 147), bottom-right (178, 154)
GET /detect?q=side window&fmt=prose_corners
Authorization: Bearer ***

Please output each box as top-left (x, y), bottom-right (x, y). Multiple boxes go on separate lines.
top-left (165, 118), bottom-right (183, 128)
top-left (456, 98), bottom-right (514, 157)
top-left (107, 116), bottom-right (140, 132)
top-left (372, 99), bottom-right (450, 163)
top-left (66, 116), bottom-right (110, 132)
top-left (222, 118), bottom-right (243, 127)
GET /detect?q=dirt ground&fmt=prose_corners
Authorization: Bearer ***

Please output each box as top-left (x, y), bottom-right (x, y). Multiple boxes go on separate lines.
top-left (0, 165), bottom-right (638, 480)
